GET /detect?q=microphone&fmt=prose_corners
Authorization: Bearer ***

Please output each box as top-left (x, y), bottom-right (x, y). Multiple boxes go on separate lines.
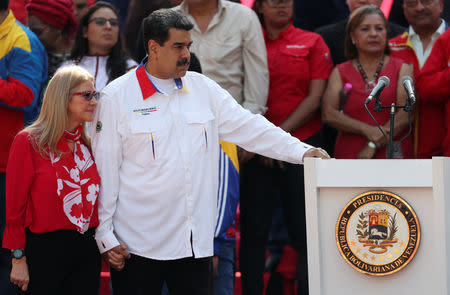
top-left (365, 76), bottom-right (390, 104)
top-left (401, 76), bottom-right (416, 105)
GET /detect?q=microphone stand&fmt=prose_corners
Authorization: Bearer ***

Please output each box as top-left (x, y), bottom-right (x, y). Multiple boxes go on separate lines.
top-left (364, 96), bottom-right (413, 159)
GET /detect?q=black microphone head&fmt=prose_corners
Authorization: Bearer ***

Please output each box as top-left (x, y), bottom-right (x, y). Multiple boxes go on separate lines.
top-left (401, 76), bottom-right (414, 87)
top-left (378, 76), bottom-right (390, 87)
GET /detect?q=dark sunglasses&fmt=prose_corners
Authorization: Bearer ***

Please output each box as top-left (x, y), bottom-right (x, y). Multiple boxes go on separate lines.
top-left (88, 17), bottom-right (119, 27)
top-left (72, 91), bottom-right (100, 101)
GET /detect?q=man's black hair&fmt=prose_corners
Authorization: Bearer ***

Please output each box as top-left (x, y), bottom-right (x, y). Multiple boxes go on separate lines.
top-left (142, 9), bottom-right (193, 53)
top-left (0, 0), bottom-right (10, 11)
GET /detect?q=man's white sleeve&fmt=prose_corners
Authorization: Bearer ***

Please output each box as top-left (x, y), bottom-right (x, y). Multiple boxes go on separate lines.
top-left (213, 82), bottom-right (314, 164)
top-left (91, 93), bottom-right (122, 253)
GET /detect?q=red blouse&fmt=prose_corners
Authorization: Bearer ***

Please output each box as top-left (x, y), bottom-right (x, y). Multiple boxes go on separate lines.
top-left (334, 57), bottom-right (413, 159)
top-left (263, 24), bottom-right (333, 141)
top-left (2, 132), bottom-right (99, 249)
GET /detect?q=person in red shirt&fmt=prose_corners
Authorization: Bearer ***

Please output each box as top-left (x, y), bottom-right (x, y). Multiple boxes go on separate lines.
top-left (239, 0), bottom-right (332, 294)
top-left (2, 65), bottom-right (101, 294)
top-left (322, 5), bottom-right (414, 159)
top-left (417, 29), bottom-right (450, 155)
top-left (389, 0), bottom-right (447, 158)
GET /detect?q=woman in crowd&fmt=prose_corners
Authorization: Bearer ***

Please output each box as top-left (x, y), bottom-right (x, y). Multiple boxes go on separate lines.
top-left (321, 5), bottom-right (413, 159)
top-left (59, 1), bottom-right (137, 91)
top-left (3, 66), bottom-right (101, 294)
top-left (239, 0), bottom-right (333, 294)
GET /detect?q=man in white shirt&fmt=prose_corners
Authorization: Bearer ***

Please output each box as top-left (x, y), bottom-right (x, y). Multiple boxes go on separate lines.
top-left (173, 0), bottom-right (268, 116)
top-left (91, 9), bottom-right (329, 295)
top-left (174, 0), bottom-right (269, 164)
top-left (389, 0), bottom-right (448, 158)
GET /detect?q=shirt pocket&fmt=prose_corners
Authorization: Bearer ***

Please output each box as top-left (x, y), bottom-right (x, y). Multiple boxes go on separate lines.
top-left (184, 110), bottom-right (215, 153)
top-left (209, 35), bottom-right (241, 65)
top-left (129, 117), bottom-right (165, 167)
top-left (279, 46), bottom-right (310, 80)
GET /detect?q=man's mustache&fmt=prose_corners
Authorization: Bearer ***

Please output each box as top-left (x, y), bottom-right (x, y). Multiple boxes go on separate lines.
top-left (177, 59), bottom-right (190, 66)
top-left (413, 12), bottom-right (430, 18)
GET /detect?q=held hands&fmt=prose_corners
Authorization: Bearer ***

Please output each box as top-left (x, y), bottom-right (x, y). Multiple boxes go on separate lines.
top-left (10, 257), bottom-right (29, 291)
top-left (364, 125), bottom-right (388, 148)
top-left (102, 244), bottom-right (130, 271)
top-left (303, 148), bottom-right (330, 159)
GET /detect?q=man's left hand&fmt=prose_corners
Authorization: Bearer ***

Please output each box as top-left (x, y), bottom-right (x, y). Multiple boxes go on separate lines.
top-left (303, 148), bottom-right (330, 160)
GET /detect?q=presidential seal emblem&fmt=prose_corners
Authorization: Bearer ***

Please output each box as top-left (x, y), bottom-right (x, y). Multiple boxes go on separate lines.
top-left (336, 191), bottom-right (420, 276)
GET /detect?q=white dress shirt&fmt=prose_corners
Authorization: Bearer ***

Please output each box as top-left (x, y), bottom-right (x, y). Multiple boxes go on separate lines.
top-left (91, 65), bottom-right (312, 260)
top-left (174, 0), bottom-right (269, 114)
top-left (408, 19), bottom-right (446, 67)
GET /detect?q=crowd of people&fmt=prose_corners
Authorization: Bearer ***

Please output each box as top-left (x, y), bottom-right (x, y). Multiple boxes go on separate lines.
top-left (1, 0), bottom-right (450, 294)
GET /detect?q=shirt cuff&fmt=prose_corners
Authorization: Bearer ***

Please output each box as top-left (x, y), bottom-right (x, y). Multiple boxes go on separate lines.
top-left (2, 225), bottom-right (26, 250)
top-left (95, 230), bottom-right (120, 254)
top-left (298, 143), bottom-right (315, 164)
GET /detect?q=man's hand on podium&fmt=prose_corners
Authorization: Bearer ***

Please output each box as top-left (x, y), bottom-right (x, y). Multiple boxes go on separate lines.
top-left (304, 148), bottom-right (330, 160)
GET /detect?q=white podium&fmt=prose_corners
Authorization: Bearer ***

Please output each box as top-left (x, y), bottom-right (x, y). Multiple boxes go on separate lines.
top-left (304, 157), bottom-right (450, 295)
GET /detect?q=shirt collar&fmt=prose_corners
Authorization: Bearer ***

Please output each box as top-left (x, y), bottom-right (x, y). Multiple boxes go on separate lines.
top-left (180, 0), bottom-right (225, 14)
top-left (0, 11), bottom-right (15, 41)
top-left (408, 19), bottom-right (447, 39)
top-left (180, 0), bottom-right (226, 32)
top-left (136, 56), bottom-right (187, 100)
top-left (264, 23), bottom-right (295, 42)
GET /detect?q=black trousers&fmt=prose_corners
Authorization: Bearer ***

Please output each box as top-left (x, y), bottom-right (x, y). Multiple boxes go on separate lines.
top-left (239, 132), bottom-right (323, 295)
top-left (21, 228), bottom-right (101, 295)
top-left (110, 254), bottom-right (213, 295)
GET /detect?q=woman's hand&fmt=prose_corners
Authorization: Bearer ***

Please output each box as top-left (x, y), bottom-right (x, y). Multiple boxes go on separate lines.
top-left (10, 257), bottom-right (29, 291)
top-left (364, 125), bottom-right (388, 148)
top-left (357, 144), bottom-right (376, 159)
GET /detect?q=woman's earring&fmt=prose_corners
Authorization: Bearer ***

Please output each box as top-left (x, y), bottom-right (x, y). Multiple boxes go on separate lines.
top-left (352, 39), bottom-right (355, 45)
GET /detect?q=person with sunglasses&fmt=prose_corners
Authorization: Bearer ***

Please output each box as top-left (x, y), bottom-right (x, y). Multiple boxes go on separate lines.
top-left (3, 65), bottom-right (102, 294)
top-left (58, 1), bottom-right (137, 93)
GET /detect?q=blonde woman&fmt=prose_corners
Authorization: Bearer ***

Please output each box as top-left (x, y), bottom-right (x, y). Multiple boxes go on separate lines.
top-left (2, 66), bottom-right (101, 294)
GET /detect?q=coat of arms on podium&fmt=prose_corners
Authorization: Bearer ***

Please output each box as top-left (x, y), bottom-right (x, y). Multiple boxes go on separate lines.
top-left (336, 191), bottom-right (420, 276)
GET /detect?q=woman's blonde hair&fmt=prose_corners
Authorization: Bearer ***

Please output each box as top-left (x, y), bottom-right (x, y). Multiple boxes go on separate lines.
top-left (24, 65), bottom-right (94, 157)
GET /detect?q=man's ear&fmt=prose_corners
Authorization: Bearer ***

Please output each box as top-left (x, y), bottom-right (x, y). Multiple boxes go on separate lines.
top-left (148, 40), bottom-right (159, 57)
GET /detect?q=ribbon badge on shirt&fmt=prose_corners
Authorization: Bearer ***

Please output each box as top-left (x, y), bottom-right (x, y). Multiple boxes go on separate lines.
top-left (133, 107), bottom-right (157, 116)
